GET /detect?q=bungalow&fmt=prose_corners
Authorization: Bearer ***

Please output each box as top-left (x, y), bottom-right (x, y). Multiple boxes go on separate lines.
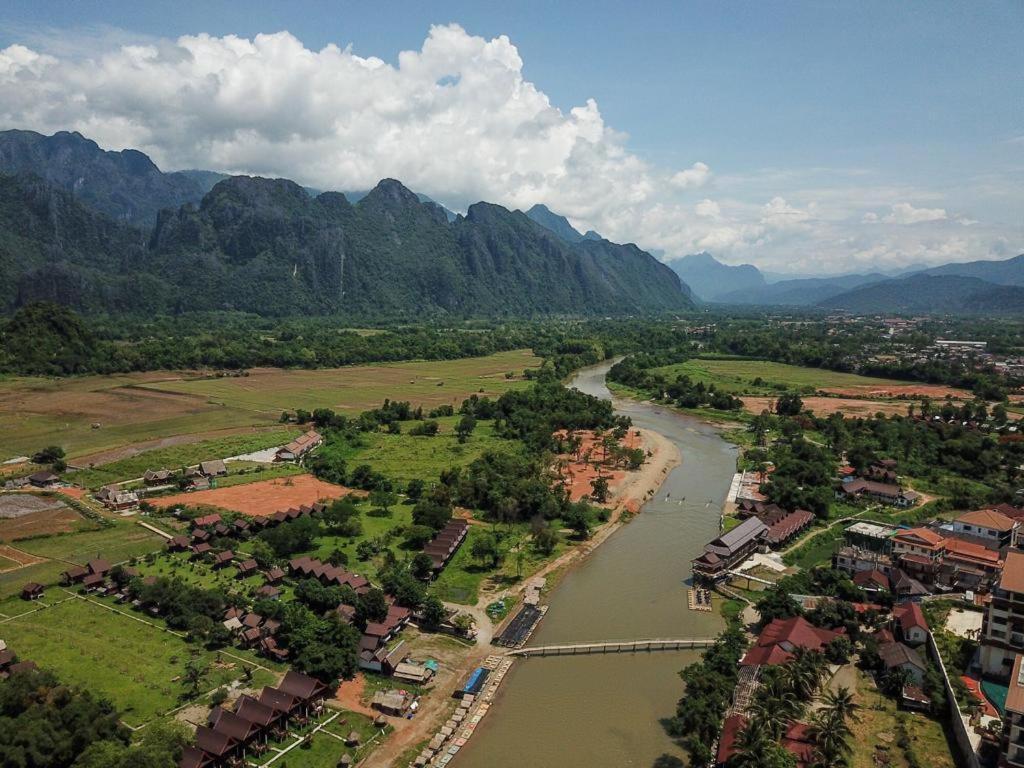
top-left (258, 687), bottom-right (300, 720)
top-left (764, 509), bottom-right (815, 547)
top-left (20, 582), bottom-right (44, 601)
top-left (422, 519), bottom-right (470, 576)
top-left (81, 572), bottom-right (105, 591)
top-left (102, 488), bottom-right (139, 511)
top-left (277, 670), bottom-right (328, 715)
top-left (236, 559), bottom-right (258, 578)
top-left (143, 468), bottom-right (173, 485)
top-left (199, 460), bottom-right (228, 478)
top-left (213, 523), bottom-right (231, 537)
top-left (692, 517), bottom-right (769, 581)
top-left (265, 566), bottom-right (285, 584)
top-left (0, 648), bottom-right (14, 673)
top-left (190, 542), bottom-right (213, 558)
top-left (878, 641), bottom-right (928, 684)
top-left (191, 528), bottom-right (211, 543)
top-left (275, 430), bottom-right (323, 462)
top-left (853, 569), bottom-right (891, 593)
top-left (193, 513), bottom-right (222, 528)
top-left (212, 550), bottom-right (235, 569)
top-left (185, 476), bottom-right (211, 492)
top-left (208, 707), bottom-right (262, 751)
top-left (234, 694), bottom-right (283, 734)
top-left (193, 726), bottom-right (239, 764)
top-left (259, 637), bottom-right (289, 663)
top-left (371, 689), bottom-right (411, 716)
top-left (393, 661), bottom-right (436, 685)
top-left (838, 478), bottom-right (919, 507)
top-left (893, 602), bottom-right (929, 646)
top-left (256, 585), bottom-right (281, 600)
top-left (167, 535), bottom-right (191, 552)
top-left (27, 471), bottom-right (59, 488)
top-left (179, 746), bottom-right (214, 768)
top-left (233, 518), bottom-right (251, 535)
top-left (61, 565), bottom-right (89, 584)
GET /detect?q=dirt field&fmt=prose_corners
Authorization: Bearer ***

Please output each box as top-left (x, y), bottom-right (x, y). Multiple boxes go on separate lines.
top-left (820, 383), bottom-right (970, 399)
top-left (742, 396), bottom-right (917, 417)
top-left (553, 429), bottom-right (643, 504)
top-left (0, 495), bottom-right (85, 543)
top-left (152, 473), bottom-right (353, 516)
top-left (1, 350), bottom-right (539, 462)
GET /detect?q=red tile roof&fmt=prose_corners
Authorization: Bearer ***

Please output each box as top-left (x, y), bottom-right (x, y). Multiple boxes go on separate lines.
top-left (893, 602), bottom-right (928, 633)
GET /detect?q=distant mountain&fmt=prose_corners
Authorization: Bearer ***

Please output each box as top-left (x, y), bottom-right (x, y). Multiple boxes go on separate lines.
top-left (0, 129), bottom-right (207, 227)
top-left (819, 274), bottom-right (1024, 315)
top-left (912, 253), bottom-right (1024, 286)
top-left (715, 272), bottom-right (887, 307)
top-left (665, 252), bottom-right (766, 302)
top-left (0, 154), bottom-right (691, 318)
top-left (524, 204), bottom-right (585, 243)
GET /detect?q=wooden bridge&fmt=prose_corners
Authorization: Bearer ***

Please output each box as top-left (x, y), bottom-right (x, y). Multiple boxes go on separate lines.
top-left (505, 637), bottom-right (717, 657)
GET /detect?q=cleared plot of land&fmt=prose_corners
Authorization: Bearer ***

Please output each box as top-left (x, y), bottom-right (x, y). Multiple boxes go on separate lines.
top-left (136, 349), bottom-right (537, 416)
top-left (15, 520), bottom-right (164, 565)
top-left (0, 596), bottom-right (253, 726)
top-left (0, 499), bottom-right (87, 542)
top-left (72, 429), bottom-right (300, 488)
top-left (0, 350), bottom-right (538, 463)
top-left (153, 474), bottom-right (352, 516)
top-left (848, 668), bottom-right (956, 768)
top-left (742, 396), bottom-right (915, 418)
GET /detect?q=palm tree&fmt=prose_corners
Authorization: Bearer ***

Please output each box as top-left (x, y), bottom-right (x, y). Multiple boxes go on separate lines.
top-left (731, 719), bottom-right (771, 768)
top-left (808, 686), bottom-right (859, 768)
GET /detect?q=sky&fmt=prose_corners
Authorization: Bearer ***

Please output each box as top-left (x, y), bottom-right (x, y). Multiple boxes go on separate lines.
top-left (0, 1), bottom-right (1020, 275)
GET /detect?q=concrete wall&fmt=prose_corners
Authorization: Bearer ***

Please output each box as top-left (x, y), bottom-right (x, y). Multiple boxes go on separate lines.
top-left (926, 631), bottom-right (981, 768)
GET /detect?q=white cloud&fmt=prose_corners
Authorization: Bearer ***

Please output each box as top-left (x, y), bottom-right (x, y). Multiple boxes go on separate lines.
top-left (882, 202), bottom-right (948, 225)
top-left (670, 161), bottom-right (711, 189)
top-left (0, 25), bottom-right (1018, 275)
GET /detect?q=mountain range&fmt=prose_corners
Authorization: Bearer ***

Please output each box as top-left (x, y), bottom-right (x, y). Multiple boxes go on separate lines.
top-left (0, 129), bottom-right (691, 318)
top-left (667, 250), bottom-right (1024, 314)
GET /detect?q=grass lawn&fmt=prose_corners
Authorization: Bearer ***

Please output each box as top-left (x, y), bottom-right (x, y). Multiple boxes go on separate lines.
top-left (0, 596), bottom-right (257, 726)
top-left (134, 552), bottom-right (275, 600)
top-left (782, 524), bottom-right (845, 570)
top-left (340, 417), bottom-right (516, 486)
top-left (652, 358), bottom-right (909, 395)
top-left (72, 430), bottom-right (301, 488)
top-left (849, 669), bottom-right (956, 768)
top-left (277, 711), bottom-right (386, 768)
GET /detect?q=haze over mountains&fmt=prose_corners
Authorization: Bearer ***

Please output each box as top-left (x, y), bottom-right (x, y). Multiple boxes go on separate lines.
top-left (668, 251), bottom-right (1024, 314)
top-left (0, 129), bottom-right (690, 318)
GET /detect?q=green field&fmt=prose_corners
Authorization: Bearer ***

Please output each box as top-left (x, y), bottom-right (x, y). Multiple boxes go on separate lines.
top-left (71, 429), bottom-right (302, 488)
top-left (15, 520), bottom-right (164, 565)
top-left (279, 711), bottom-right (385, 768)
top-left (652, 358), bottom-right (910, 395)
top-left (0, 596), bottom-right (257, 726)
top-left (0, 350), bottom-right (538, 463)
top-left (326, 416), bottom-right (516, 486)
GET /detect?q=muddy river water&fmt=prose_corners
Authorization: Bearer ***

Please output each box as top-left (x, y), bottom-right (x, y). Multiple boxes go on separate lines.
top-left (455, 360), bottom-right (737, 768)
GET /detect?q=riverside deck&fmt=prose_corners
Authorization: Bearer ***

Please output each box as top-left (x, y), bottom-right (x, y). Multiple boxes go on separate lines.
top-left (506, 637), bottom-right (716, 657)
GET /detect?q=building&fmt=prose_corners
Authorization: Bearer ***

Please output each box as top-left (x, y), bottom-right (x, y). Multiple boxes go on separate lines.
top-left (740, 616), bottom-right (840, 666)
top-left (692, 517), bottom-right (769, 581)
top-left (844, 521), bottom-right (898, 553)
top-left (20, 582), bottom-right (44, 601)
top-left (27, 471), bottom-right (59, 488)
top-left (953, 509), bottom-right (1019, 548)
top-left (422, 518), bottom-right (470, 576)
top-left (893, 602), bottom-right (929, 646)
top-left (878, 641), bottom-right (928, 685)
top-left (275, 430), bottom-right (322, 462)
top-left (982, 550), bottom-right (1024, 679)
top-left (1000, 654), bottom-right (1024, 767)
top-left (199, 460), bottom-right (227, 478)
top-left (838, 478), bottom-right (919, 508)
top-left (99, 487), bottom-right (139, 511)
top-left (144, 468), bottom-right (173, 485)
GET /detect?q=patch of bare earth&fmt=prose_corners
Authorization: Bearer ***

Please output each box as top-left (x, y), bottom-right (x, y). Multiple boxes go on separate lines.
top-left (153, 474), bottom-right (355, 517)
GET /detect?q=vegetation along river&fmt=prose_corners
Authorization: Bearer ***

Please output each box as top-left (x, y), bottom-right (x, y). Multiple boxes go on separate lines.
top-left (456, 360), bottom-right (737, 768)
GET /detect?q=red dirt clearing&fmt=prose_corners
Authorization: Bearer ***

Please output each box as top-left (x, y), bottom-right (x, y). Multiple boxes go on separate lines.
top-left (820, 383), bottom-right (969, 399)
top-left (153, 474), bottom-right (352, 517)
top-left (553, 429), bottom-right (642, 504)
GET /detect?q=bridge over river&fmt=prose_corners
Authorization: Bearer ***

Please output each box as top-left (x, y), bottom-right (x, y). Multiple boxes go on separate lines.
top-left (505, 637), bottom-right (717, 658)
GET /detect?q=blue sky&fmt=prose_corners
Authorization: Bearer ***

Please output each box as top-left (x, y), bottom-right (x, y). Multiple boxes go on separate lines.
top-left (0, 1), bottom-right (1020, 274)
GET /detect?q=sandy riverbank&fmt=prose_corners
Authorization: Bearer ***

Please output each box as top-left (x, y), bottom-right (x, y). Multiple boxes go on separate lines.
top-left (360, 427), bottom-right (681, 768)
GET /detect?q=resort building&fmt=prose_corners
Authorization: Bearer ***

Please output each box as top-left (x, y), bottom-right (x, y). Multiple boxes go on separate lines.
top-left (982, 551), bottom-right (1024, 679)
top-left (691, 517), bottom-right (768, 581)
top-left (1000, 654), bottom-right (1024, 767)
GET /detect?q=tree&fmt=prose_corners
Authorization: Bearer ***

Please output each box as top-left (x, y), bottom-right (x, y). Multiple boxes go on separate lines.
top-left (590, 475), bottom-right (610, 503)
top-left (755, 587), bottom-right (802, 627)
top-left (411, 552), bottom-right (435, 580)
top-left (776, 392), bottom-right (803, 416)
top-left (356, 588), bottom-right (389, 625)
top-left (562, 502), bottom-right (592, 539)
top-left (421, 594), bottom-right (447, 629)
top-left (532, 523), bottom-right (558, 555)
top-left (32, 445), bottom-right (66, 465)
top-left (471, 532), bottom-right (502, 568)
top-left (406, 478), bottom-right (425, 500)
top-left (456, 414), bottom-right (477, 443)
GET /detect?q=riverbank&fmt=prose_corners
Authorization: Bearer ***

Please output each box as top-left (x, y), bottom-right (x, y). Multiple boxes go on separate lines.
top-left (361, 426), bottom-right (681, 767)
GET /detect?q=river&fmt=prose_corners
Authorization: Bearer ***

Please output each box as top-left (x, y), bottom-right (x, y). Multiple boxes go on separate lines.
top-left (455, 360), bottom-right (738, 768)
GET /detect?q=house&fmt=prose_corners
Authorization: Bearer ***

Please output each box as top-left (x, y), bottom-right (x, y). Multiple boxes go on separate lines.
top-left (208, 707), bottom-right (262, 750)
top-left (259, 637), bottom-right (289, 662)
top-left (843, 521), bottom-right (898, 553)
top-left (764, 509), bottom-right (815, 547)
top-left (236, 559), bottom-right (258, 578)
top-left (256, 585), bottom-right (281, 600)
top-left (422, 518), bottom-right (470, 576)
top-left (27, 471), bottom-right (59, 488)
top-left (167, 535), bottom-right (191, 552)
top-left (893, 603), bottom-right (929, 646)
top-left (371, 689), bottom-right (411, 716)
top-left (191, 542), bottom-right (213, 558)
top-left (265, 566), bottom-right (285, 584)
top-left (81, 573), bottom-right (105, 591)
top-left (191, 528), bottom-right (211, 542)
top-left (101, 488), bottom-right (139, 511)
top-left (258, 687), bottom-right (300, 720)
top-left (853, 569), bottom-right (890, 593)
top-left (212, 550), bottom-right (235, 569)
top-left (144, 468), bottom-right (173, 485)
top-left (61, 565), bottom-right (88, 584)
top-left (953, 508), bottom-right (1019, 548)
top-left (393, 661), bottom-right (436, 684)
top-left (193, 513), bottom-right (222, 528)
top-left (982, 550), bottom-right (1024, 678)
top-left (838, 477), bottom-right (919, 507)
top-left (185, 476), bottom-right (211, 492)
top-left (741, 616), bottom-right (839, 666)
top-left (277, 670), bottom-right (328, 714)
top-left (233, 518), bottom-right (251, 534)
top-left (878, 641), bottom-right (927, 684)
top-left (193, 726), bottom-right (239, 764)
top-left (692, 517), bottom-right (769, 580)
top-left (20, 582), bottom-right (44, 601)
top-left (275, 430), bottom-right (322, 462)
top-left (199, 460), bottom-right (227, 477)
top-left (890, 569), bottom-right (930, 600)
top-left (234, 694), bottom-right (283, 733)
top-left (179, 745), bottom-right (214, 768)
